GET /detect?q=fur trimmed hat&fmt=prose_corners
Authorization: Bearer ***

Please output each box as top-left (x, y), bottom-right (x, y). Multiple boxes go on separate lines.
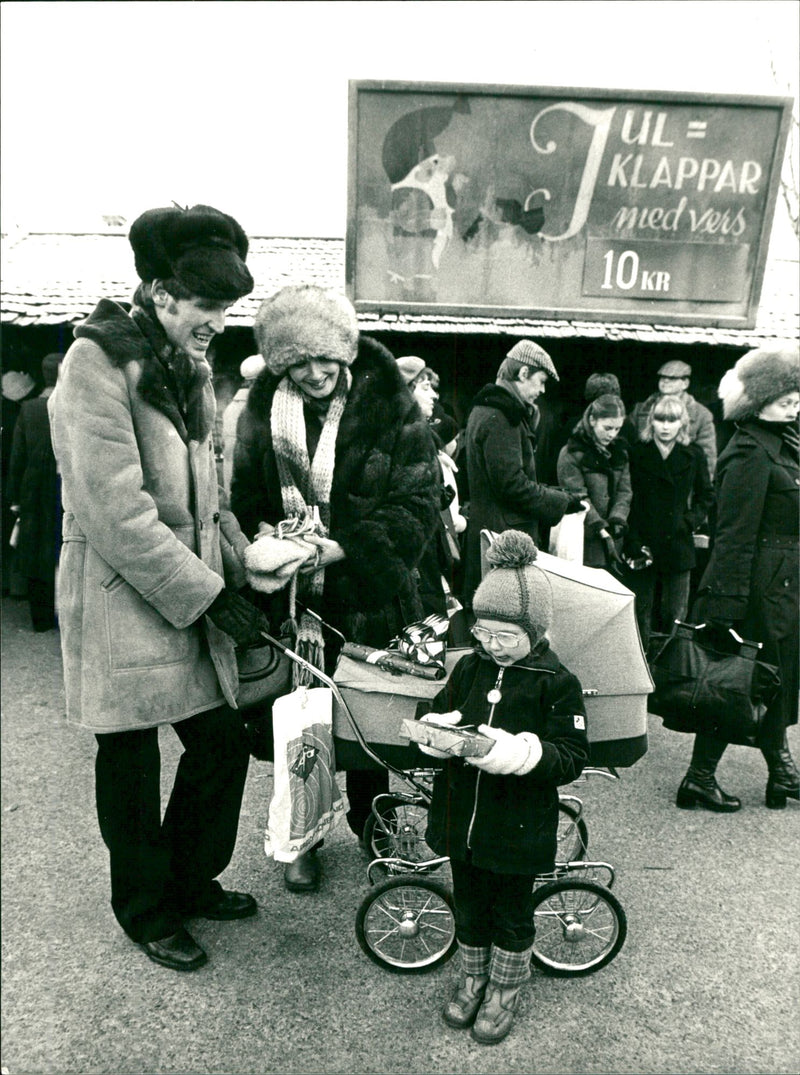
top-left (254, 285), bottom-right (359, 378)
top-left (472, 530), bottom-right (553, 645)
top-left (718, 345), bottom-right (800, 421)
top-left (128, 204), bottom-right (254, 302)
top-left (500, 340), bottom-right (559, 383)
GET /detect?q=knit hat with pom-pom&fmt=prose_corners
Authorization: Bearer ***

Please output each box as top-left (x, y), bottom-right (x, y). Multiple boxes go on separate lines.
top-left (472, 530), bottom-right (553, 645)
top-left (718, 345), bottom-right (800, 421)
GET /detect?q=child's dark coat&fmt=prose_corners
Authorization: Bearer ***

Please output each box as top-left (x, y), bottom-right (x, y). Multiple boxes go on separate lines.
top-left (421, 645), bottom-right (588, 875)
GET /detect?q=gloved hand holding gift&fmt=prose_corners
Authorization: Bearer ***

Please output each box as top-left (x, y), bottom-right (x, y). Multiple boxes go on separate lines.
top-left (464, 725), bottom-right (543, 775)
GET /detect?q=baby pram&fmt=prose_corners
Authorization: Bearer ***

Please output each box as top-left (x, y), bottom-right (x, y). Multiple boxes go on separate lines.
top-left (261, 557), bottom-right (651, 975)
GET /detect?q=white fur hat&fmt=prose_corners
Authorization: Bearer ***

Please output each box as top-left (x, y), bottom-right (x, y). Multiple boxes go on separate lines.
top-left (254, 285), bottom-right (359, 378)
top-left (718, 345), bottom-right (800, 421)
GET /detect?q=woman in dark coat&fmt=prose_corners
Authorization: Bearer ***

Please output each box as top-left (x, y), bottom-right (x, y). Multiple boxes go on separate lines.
top-left (676, 346), bottom-right (800, 813)
top-left (626, 394), bottom-right (713, 649)
top-left (556, 393), bottom-right (632, 569)
top-left (231, 286), bottom-right (440, 890)
top-left (6, 353), bottom-right (62, 630)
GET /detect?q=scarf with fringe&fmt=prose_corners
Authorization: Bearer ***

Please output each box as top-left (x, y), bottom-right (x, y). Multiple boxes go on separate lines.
top-left (271, 369), bottom-right (351, 684)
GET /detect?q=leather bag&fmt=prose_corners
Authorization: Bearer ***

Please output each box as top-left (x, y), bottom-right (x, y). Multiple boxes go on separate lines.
top-left (237, 636), bottom-right (293, 760)
top-left (647, 621), bottom-right (781, 746)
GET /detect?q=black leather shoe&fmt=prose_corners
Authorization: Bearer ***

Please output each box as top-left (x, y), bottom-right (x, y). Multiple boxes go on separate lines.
top-left (676, 773), bottom-right (741, 812)
top-left (192, 889), bottom-right (258, 920)
top-left (284, 850), bottom-right (321, 892)
top-left (140, 927), bottom-right (207, 972)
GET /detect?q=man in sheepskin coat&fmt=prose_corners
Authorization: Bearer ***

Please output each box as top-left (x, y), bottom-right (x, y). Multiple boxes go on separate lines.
top-left (48, 205), bottom-right (268, 972)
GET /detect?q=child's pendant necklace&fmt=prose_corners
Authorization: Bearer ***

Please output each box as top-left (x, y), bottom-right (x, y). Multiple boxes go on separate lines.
top-left (487, 668), bottom-right (505, 706)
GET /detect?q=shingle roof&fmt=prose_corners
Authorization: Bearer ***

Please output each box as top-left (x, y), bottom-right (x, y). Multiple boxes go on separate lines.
top-left (2, 231), bottom-right (797, 347)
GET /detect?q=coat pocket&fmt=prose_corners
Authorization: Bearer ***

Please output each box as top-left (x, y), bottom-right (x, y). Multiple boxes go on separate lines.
top-left (101, 572), bottom-right (191, 670)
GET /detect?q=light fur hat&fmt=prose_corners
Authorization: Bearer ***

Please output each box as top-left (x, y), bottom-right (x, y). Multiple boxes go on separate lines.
top-left (240, 354), bottom-right (266, 380)
top-left (253, 285), bottom-right (359, 378)
top-left (472, 530), bottom-right (553, 645)
top-left (2, 371), bottom-right (35, 402)
top-left (718, 345), bottom-right (800, 421)
top-left (501, 340), bottom-right (559, 382)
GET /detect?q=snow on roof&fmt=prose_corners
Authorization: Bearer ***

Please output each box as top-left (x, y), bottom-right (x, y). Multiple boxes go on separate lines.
top-left (2, 231), bottom-right (797, 347)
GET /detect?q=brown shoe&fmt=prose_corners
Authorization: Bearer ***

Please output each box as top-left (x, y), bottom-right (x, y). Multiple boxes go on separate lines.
top-left (471, 983), bottom-right (521, 1045)
top-left (442, 972), bottom-right (489, 1028)
top-left (140, 927), bottom-right (207, 972)
top-left (284, 850), bottom-right (321, 892)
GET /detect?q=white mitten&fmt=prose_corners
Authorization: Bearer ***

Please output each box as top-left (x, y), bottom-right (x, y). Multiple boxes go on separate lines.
top-left (466, 726), bottom-right (543, 775)
top-left (416, 711), bottom-right (462, 759)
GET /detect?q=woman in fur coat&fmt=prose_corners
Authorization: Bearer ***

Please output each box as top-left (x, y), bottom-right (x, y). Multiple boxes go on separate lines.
top-left (676, 346), bottom-right (799, 814)
top-left (231, 286), bottom-right (441, 892)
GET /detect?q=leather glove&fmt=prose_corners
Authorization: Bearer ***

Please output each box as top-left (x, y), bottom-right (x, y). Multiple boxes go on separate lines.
top-left (416, 711), bottom-right (462, 758)
top-left (608, 520), bottom-right (627, 539)
top-left (564, 494), bottom-right (587, 515)
top-left (465, 725), bottom-right (543, 775)
top-left (205, 588), bottom-right (269, 649)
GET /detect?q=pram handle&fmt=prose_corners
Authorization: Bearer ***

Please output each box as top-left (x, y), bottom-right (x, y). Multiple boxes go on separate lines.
top-left (257, 630), bottom-right (433, 792)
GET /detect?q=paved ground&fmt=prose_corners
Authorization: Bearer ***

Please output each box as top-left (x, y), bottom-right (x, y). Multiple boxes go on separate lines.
top-left (1, 594), bottom-right (798, 1075)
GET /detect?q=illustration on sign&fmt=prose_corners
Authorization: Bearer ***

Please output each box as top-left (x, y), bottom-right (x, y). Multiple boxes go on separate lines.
top-left (347, 82), bottom-right (792, 327)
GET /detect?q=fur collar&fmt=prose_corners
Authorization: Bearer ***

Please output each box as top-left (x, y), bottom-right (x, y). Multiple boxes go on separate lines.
top-left (566, 423), bottom-right (628, 469)
top-left (471, 383), bottom-right (534, 428)
top-left (74, 299), bottom-right (214, 443)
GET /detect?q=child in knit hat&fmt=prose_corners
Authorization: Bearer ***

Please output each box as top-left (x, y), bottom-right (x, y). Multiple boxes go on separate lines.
top-left (416, 529), bottom-right (589, 1045)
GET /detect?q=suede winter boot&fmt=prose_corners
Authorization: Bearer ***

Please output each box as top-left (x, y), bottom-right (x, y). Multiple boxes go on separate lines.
top-left (676, 734), bottom-right (741, 812)
top-left (763, 734), bottom-right (800, 809)
top-left (471, 944), bottom-right (532, 1045)
top-left (442, 943), bottom-right (490, 1029)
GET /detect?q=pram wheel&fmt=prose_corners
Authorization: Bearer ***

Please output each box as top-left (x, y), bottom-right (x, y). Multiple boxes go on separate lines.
top-left (531, 879), bottom-right (626, 976)
top-left (557, 800), bottom-right (589, 862)
top-left (355, 877), bottom-right (457, 974)
top-left (363, 796), bottom-right (437, 865)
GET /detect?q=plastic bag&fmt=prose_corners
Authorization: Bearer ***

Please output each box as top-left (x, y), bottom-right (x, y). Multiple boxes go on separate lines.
top-left (548, 507), bottom-right (587, 563)
top-left (264, 686), bottom-right (344, 862)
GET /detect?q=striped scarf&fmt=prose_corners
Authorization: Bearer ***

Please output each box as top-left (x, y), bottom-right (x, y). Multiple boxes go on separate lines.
top-left (271, 369), bottom-right (351, 684)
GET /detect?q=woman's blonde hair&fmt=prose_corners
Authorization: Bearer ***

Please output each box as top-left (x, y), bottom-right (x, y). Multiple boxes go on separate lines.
top-left (641, 394), bottom-right (691, 444)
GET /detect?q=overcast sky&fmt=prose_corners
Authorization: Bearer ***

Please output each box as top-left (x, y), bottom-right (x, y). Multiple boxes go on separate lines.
top-left (1, 0), bottom-right (798, 236)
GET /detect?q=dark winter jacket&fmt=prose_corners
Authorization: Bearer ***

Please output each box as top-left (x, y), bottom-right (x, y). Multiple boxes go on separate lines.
top-left (7, 391), bottom-right (60, 582)
top-left (556, 424), bottom-right (632, 568)
top-left (48, 299), bottom-right (250, 732)
top-left (627, 441), bottom-right (713, 573)
top-left (421, 646), bottom-right (588, 875)
top-left (463, 384), bottom-right (572, 602)
top-left (630, 390), bottom-right (717, 479)
top-left (231, 335), bottom-right (441, 648)
top-left (695, 419), bottom-right (798, 727)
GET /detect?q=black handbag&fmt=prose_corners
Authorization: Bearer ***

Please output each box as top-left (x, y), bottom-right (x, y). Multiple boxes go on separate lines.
top-left (647, 621), bottom-right (781, 746)
top-left (236, 636), bottom-right (293, 760)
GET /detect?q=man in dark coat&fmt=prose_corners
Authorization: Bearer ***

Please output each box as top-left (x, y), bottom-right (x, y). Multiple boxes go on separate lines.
top-left (7, 353), bottom-right (63, 630)
top-left (462, 340), bottom-right (583, 606)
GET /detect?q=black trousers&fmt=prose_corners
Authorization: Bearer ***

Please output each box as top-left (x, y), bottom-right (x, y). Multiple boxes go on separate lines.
top-left (450, 859), bottom-right (536, 952)
top-left (95, 704), bottom-right (250, 944)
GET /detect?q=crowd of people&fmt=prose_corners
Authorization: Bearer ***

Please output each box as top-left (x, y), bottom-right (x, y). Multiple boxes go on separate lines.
top-left (3, 201), bottom-right (798, 1045)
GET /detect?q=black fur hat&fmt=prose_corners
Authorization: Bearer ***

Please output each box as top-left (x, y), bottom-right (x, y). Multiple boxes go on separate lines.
top-left (128, 204), bottom-right (254, 302)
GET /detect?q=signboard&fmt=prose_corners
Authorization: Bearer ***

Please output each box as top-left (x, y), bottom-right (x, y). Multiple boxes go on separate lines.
top-left (347, 81), bottom-right (792, 328)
